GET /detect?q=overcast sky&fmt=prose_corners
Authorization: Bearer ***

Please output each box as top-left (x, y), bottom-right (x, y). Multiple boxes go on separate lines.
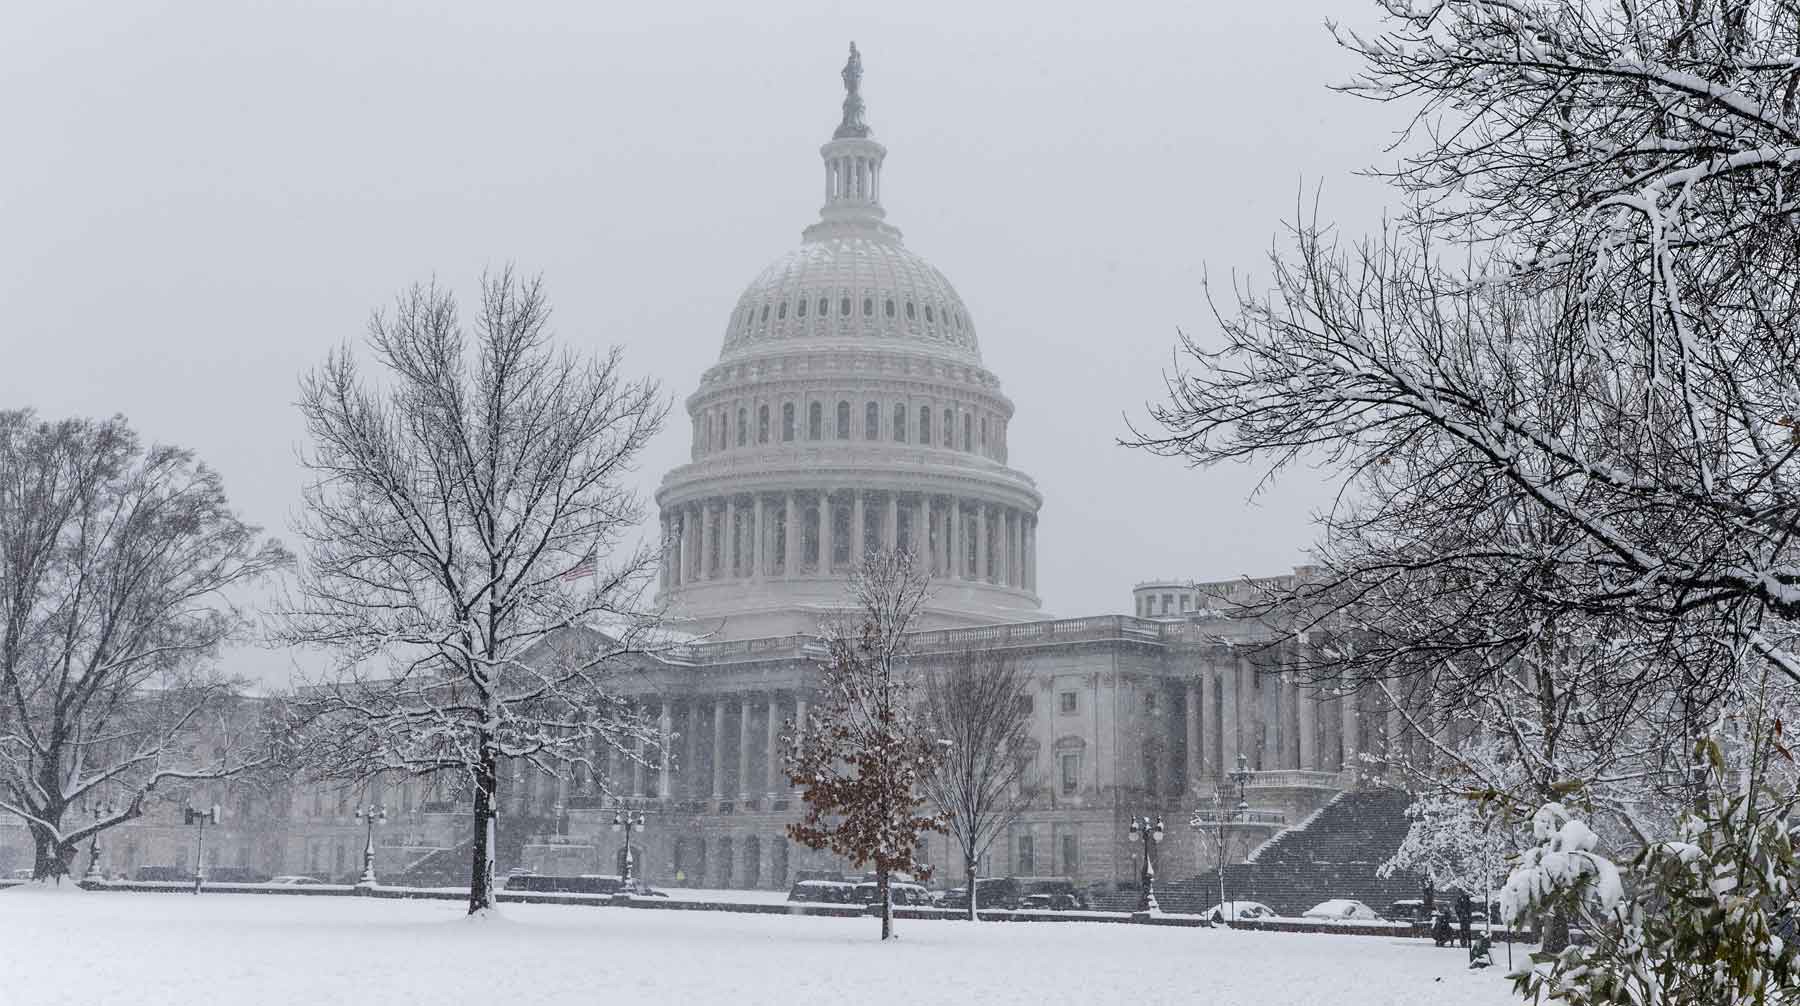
top-left (2, 0), bottom-right (1404, 686)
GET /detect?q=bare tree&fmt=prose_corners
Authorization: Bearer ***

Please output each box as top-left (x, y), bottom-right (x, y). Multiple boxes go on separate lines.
top-left (785, 550), bottom-right (944, 941)
top-left (0, 411), bottom-right (287, 881)
top-left (276, 269), bottom-right (668, 915)
top-left (920, 648), bottom-right (1034, 921)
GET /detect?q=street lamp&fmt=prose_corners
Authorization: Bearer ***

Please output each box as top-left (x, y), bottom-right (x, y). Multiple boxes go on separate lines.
top-left (1127, 814), bottom-right (1165, 915)
top-left (83, 802), bottom-right (114, 883)
top-left (354, 803), bottom-right (387, 888)
top-left (182, 804), bottom-right (220, 894)
top-left (611, 807), bottom-right (646, 888)
top-left (1213, 752), bottom-right (1252, 923)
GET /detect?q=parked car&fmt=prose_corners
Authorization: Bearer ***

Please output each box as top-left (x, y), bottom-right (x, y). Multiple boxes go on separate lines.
top-left (1202, 901), bottom-right (1276, 923)
top-left (132, 866), bottom-right (192, 883)
top-left (1018, 892), bottom-right (1085, 911)
top-left (1303, 899), bottom-right (1382, 922)
top-left (787, 879), bottom-right (859, 904)
top-left (502, 874), bottom-right (668, 897)
top-left (269, 875), bottom-right (327, 886)
top-left (8, 868), bottom-right (34, 880)
top-left (851, 880), bottom-right (930, 906)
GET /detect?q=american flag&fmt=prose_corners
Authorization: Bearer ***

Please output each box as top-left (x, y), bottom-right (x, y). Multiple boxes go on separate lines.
top-left (559, 551), bottom-right (598, 581)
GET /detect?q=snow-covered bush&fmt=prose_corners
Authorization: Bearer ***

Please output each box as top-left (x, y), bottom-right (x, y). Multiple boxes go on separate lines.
top-left (1506, 775), bottom-right (1798, 1005)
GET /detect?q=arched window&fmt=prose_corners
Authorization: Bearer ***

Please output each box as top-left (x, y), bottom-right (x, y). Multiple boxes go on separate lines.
top-left (892, 403), bottom-right (907, 443)
top-left (703, 414), bottom-right (712, 452)
top-left (808, 402), bottom-right (823, 440)
top-left (863, 297), bottom-right (874, 316)
top-left (963, 414), bottom-right (973, 452)
top-left (777, 302), bottom-right (787, 320)
top-left (782, 403), bottom-right (795, 442)
top-left (836, 401), bottom-right (850, 439)
top-left (796, 298), bottom-right (806, 318)
top-left (942, 408), bottom-right (954, 447)
top-left (736, 408), bottom-right (746, 447)
top-left (760, 305), bottom-right (769, 322)
top-left (980, 416), bottom-right (988, 449)
top-left (865, 401), bottom-right (879, 440)
top-left (758, 404), bottom-right (769, 444)
top-left (885, 298), bottom-right (895, 318)
top-left (840, 297), bottom-right (852, 316)
top-left (918, 406), bottom-right (931, 444)
top-left (817, 298), bottom-right (829, 317)
top-left (905, 301), bottom-right (916, 321)
top-left (925, 305), bottom-right (934, 323)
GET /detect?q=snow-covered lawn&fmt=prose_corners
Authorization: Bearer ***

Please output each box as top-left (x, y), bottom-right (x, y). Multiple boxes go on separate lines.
top-left (0, 887), bottom-right (1519, 1006)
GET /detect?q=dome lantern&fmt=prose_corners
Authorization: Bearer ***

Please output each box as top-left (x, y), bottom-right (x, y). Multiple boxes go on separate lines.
top-left (814, 42), bottom-right (890, 234)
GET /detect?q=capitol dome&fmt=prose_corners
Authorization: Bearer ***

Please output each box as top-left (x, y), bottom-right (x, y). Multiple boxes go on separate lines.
top-left (654, 44), bottom-right (1043, 639)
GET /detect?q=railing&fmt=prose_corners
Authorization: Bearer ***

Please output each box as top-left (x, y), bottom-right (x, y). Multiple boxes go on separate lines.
top-left (1189, 808), bottom-right (1287, 826)
top-left (1244, 770), bottom-right (1346, 790)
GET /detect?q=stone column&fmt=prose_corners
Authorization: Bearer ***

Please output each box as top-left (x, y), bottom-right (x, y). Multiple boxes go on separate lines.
top-left (994, 508), bottom-right (1009, 586)
top-left (948, 500), bottom-right (962, 579)
top-left (711, 698), bottom-right (726, 800)
top-left (1298, 675), bottom-right (1318, 772)
top-left (1221, 659), bottom-right (1241, 773)
top-left (1340, 679), bottom-right (1359, 776)
top-left (884, 494), bottom-right (898, 552)
top-left (699, 501), bottom-right (715, 581)
top-left (851, 491), bottom-right (865, 567)
top-left (685, 702), bottom-right (701, 798)
top-left (751, 495), bottom-right (765, 579)
top-left (657, 702), bottom-right (673, 798)
top-left (793, 695), bottom-right (808, 793)
top-left (736, 697), bottom-right (753, 800)
top-left (1386, 704), bottom-right (1405, 771)
top-left (1199, 666), bottom-right (1215, 779)
top-left (1184, 679), bottom-right (1202, 792)
top-left (913, 495), bottom-right (927, 561)
top-left (725, 497), bottom-right (738, 579)
top-left (784, 493), bottom-right (799, 577)
top-left (818, 491), bottom-right (833, 574)
top-left (764, 693), bottom-right (781, 795)
top-left (1013, 512), bottom-right (1025, 588)
top-left (1264, 667), bottom-right (1282, 769)
top-left (975, 503), bottom-right (989, 582)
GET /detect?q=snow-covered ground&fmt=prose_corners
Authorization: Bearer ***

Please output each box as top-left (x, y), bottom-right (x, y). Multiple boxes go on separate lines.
top-left (0, 887), bottom-right (1519, 1006)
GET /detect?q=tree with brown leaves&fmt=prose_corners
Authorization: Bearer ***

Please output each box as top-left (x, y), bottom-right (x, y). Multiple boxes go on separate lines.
top-left (785, 550), bottom-right (944, 941)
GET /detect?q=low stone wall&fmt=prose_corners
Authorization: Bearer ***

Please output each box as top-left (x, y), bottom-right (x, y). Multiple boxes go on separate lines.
top-left (0, 878), bottom-right (1533, 941)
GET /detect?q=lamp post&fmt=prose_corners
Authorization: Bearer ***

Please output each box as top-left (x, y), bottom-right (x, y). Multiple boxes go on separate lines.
top-left (1128, 814), bottom-right (1165, 916)
top-left (82, 802), bottom-right (113, 883)
top-left (182, 804), bottom-right (220, 894)
top-left (1214, 752), bottom-right (1251, 922)
top-left (612, 806), bottom-right (646, 889)
top-left (354, 804), bottom-right (387, 888)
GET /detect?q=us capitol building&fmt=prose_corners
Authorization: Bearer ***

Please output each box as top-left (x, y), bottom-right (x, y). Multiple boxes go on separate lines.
top-left (1, 48), bottom-right (1425, 892)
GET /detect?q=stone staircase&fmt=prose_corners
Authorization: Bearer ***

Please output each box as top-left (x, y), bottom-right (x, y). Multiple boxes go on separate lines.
top-left (1158, 789), bottom-right (1423, 916)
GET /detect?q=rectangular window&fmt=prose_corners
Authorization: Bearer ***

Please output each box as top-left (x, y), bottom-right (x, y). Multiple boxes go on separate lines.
top-left (1058, 691), bottom-right (1077, 715)
top-left (1162, 593), bottom-right (1173, 614)
top-left (1061, 833), bottom-right (1078, 876)
top-left (1059, 753), bottom-right (1079, 795)
top-left (783, 403), bottom-right (795, 442)
top-left (1017, 835), bottom-right (1034, 875)
top-left (1180, 595), bottom-right (1191, 612)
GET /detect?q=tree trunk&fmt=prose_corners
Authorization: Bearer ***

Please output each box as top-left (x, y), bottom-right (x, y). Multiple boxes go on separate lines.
top-left (965, 853), bottom-right (979, 922)
top-left (877, 865), bottom-right (894, 940)
top-left (1541, 907), bottom-right (1570, 954)
top-left (28, 820), bottom-right (74, 883)
top-left (468, 734), bottom-right (499, 914)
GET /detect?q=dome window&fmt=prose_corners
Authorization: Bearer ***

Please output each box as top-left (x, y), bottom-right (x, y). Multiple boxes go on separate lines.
top-left (905, 301), bottom-right (916, 321)
top-left (782, 403), bottom-right (795, 442)
top-left (736, 408), bottom-right (747, 447)
top-left (864, 402), bottom-right (879, 440)
top-left (808, 402), bottom-right (823, 440)
top-left (942, 409), bottom-right (954, 447)
top-left (918, 406), bottom-right (931, 444)
top-left (818, 298), bottom-right (829, 317)
top-left (836, 401), bottom-right (850, 439)
top-left (863, 297), bottom-right (874, 317)
top-left (884, 298), bottom-right (895, 318)
top-left (840, 297), bottom-right (852, 316)
top-left (796, 299), bottom-right (806, 318)
top-left (777, 302), bottom-right (787, 320)
top-left (758, 405), bottom-right (770, 444)
top-left (892, 403), bottom-right (907, 443)
top-left (760, 305), bottom-right (769, 323)
top-left (924, 305), bottom-right (934, 324)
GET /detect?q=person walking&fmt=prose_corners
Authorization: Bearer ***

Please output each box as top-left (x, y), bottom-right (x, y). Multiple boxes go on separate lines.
top-left (1455, 891), bottom-right (1473, 949)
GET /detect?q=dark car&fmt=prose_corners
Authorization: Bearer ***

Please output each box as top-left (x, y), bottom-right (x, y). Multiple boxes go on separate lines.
top-left (851, 880), bottom-right (930, 906)
top-left (787, 879), bottom-right (859, 904)
top-left (1018, 891), bottom-right (1085, 911)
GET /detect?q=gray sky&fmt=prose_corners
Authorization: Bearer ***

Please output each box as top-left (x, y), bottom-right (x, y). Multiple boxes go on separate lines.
top-left (2, 0), bottom-right (1401, 686)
